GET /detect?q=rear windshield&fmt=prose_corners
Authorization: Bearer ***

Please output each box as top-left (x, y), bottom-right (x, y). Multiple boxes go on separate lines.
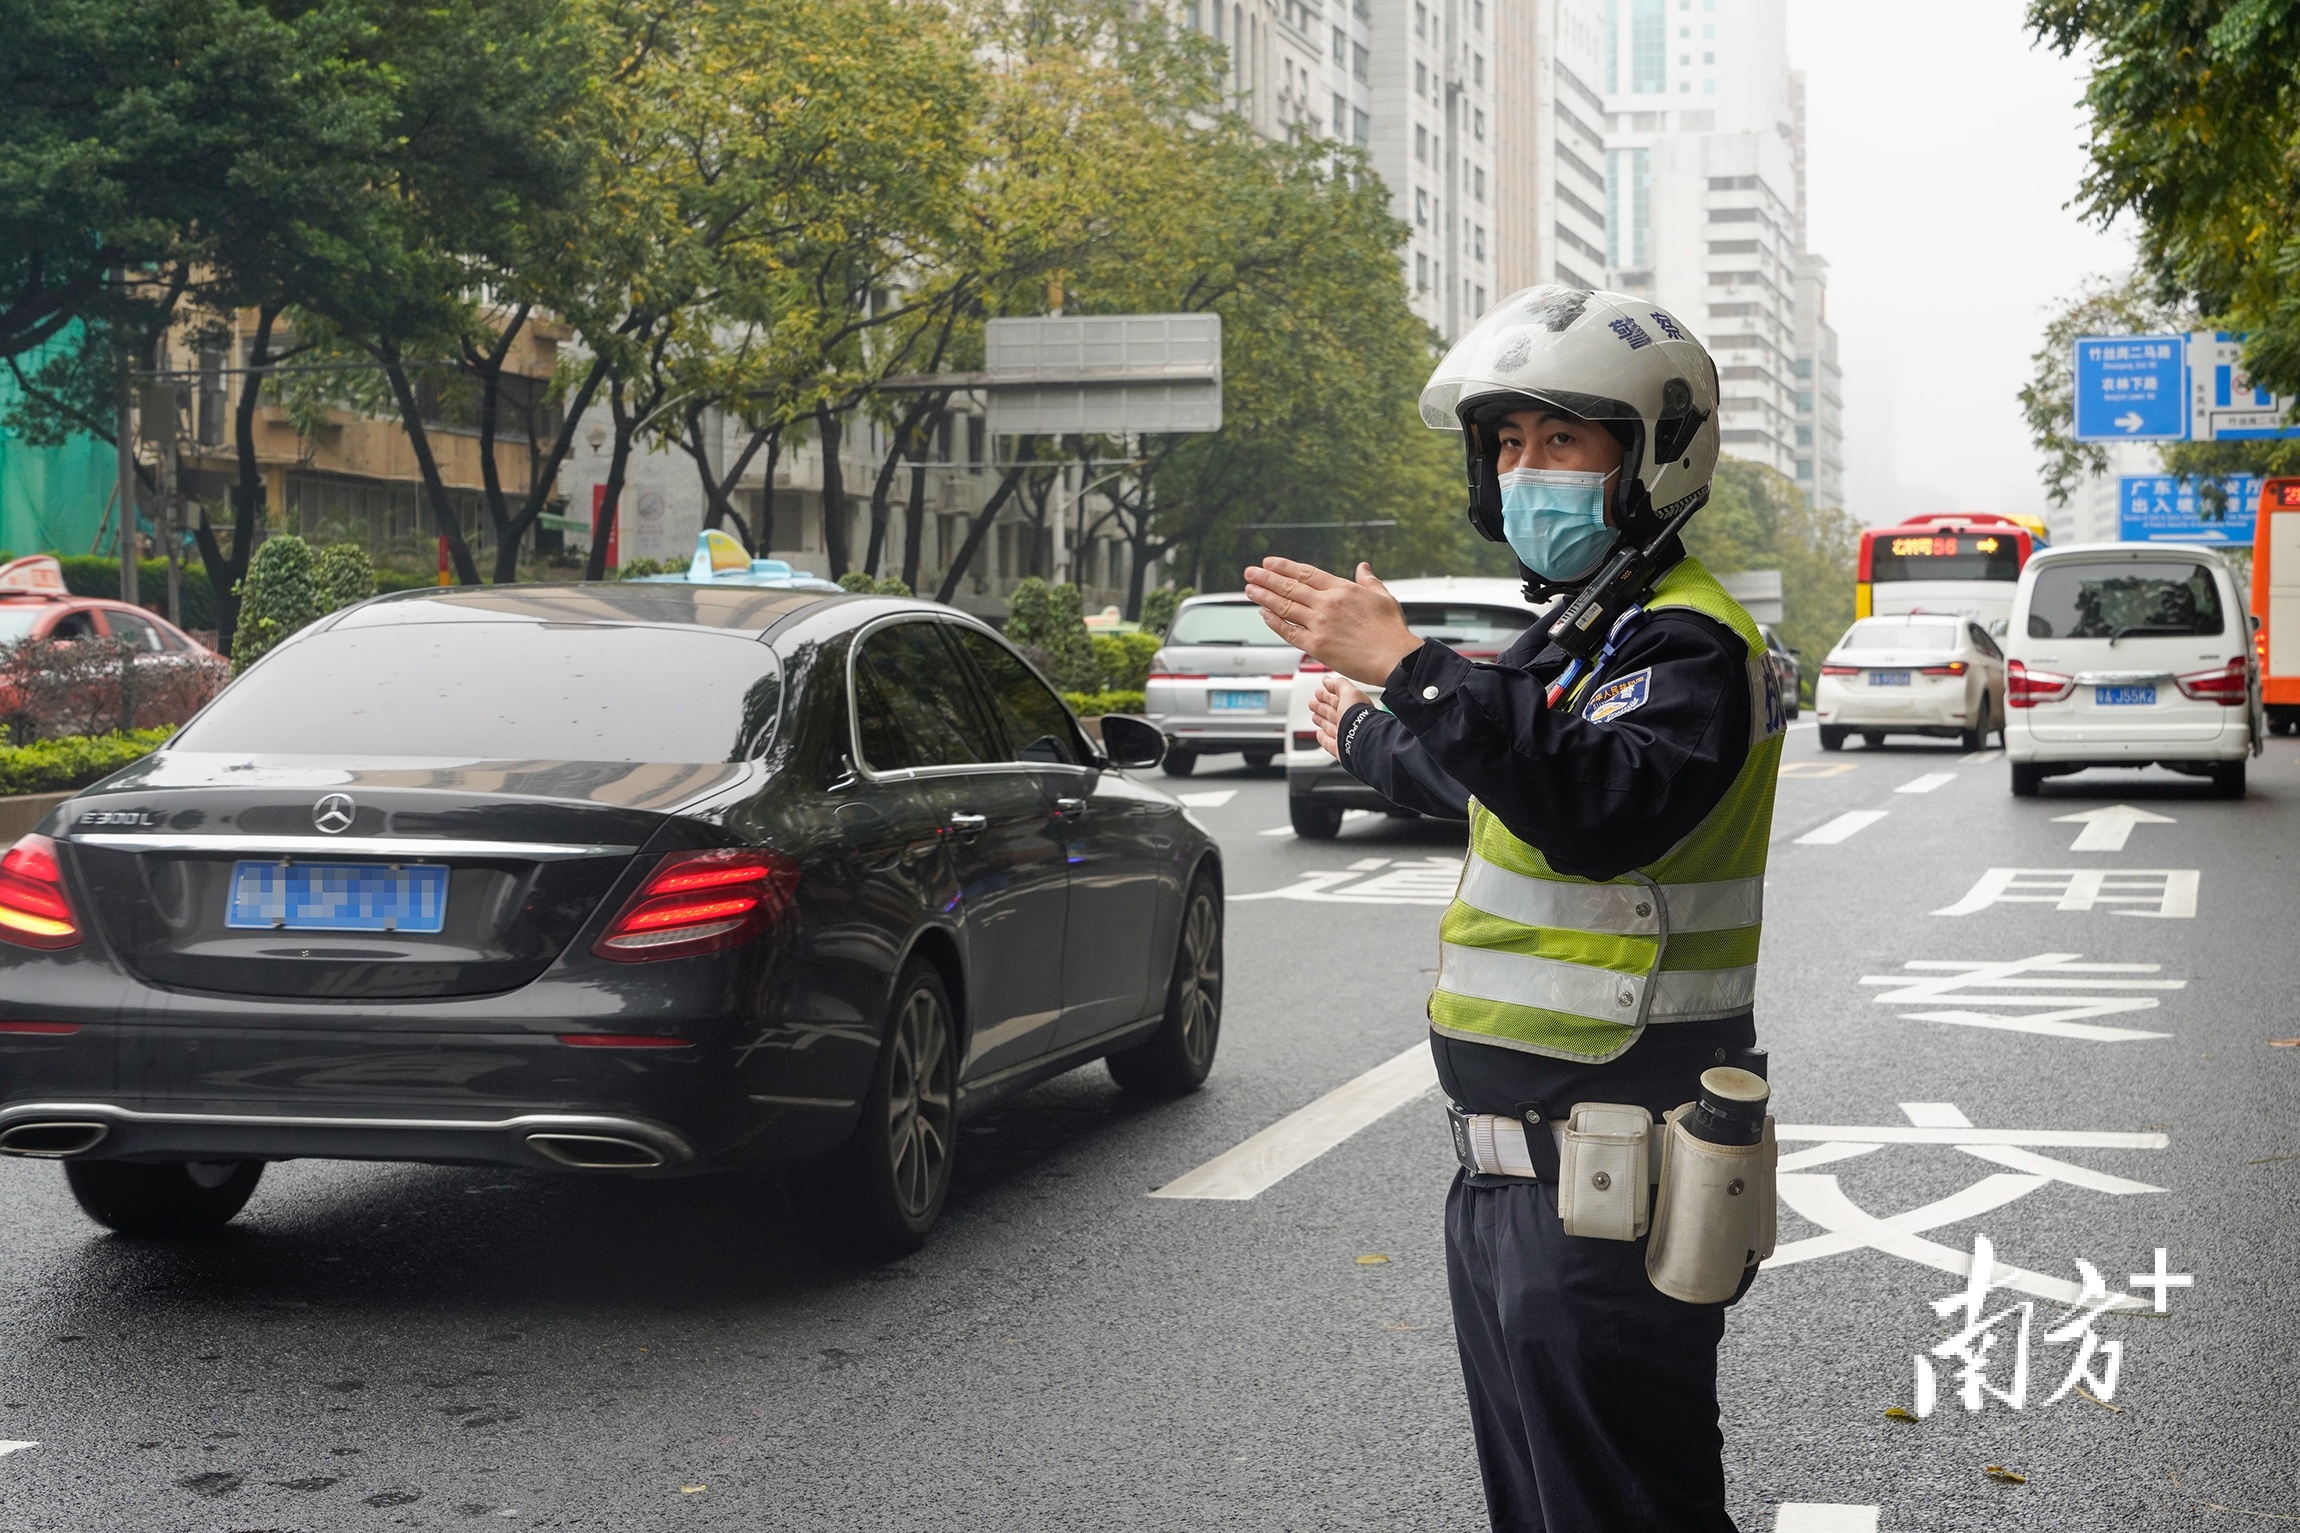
top-left (1840, 619), bottom-right (1959, 652)
top-left (1403, 604), bottom-right (1536, 649)
top-left (1167, 602), bottom-right (1288, 646)
top-left (2025, 561), bottom-right (2225, 640)
top-left (1870, 533), bottom-right (2022, 584)
top-left (173, 623), bottom-right (782, 762)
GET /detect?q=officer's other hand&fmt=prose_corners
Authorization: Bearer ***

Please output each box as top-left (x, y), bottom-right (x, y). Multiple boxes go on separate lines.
top-left (1242, 557), bottom-right (1420, 685)
top-left (1308, 674), bottom-right (1370, 757)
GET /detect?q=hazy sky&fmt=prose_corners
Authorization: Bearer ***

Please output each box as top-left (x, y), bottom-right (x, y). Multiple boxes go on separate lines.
top-left (1786, 0), bottom-right (2134, 527)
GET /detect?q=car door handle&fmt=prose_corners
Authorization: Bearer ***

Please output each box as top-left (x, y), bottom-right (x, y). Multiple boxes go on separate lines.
top-left (947, 811), bottom-right (989, 836)
top-left (1055, 797), bottom-right (1089, 815)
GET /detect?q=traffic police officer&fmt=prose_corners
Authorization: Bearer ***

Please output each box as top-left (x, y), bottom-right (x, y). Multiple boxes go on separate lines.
top-left (1243, 285), bottom-right (1781, 1532)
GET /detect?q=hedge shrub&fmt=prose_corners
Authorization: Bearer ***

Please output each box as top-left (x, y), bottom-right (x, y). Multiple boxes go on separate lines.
top-left (55, 556), bottom-right (219, 632)
top-left (0, 728), bottom-right (175, 797)
top-left (1061, 689), bottom-right (1146, 717)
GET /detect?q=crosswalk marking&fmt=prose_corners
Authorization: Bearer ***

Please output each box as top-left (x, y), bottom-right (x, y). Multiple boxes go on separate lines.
top-left (1894, 772), bottom-right (1957, 794)
top-left (1774, 1506), bottom-right (1880, 1533)
top-left (1796, 809), bottom-right (1888, 845)
top-left (1149, 1044), bottom-right (1437, 1200)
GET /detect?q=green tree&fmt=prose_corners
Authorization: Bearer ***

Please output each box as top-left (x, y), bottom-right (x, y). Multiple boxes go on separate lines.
top-left (2031, 0), bottom-right (2300, 437)
top-left (1686, 459), bottom-right (1861, 686)
top-left (230, 536), bottom-right (323, 671)
top-left (2018, 273), bottom-right (2194, 505)
top-left (1140, 585), bottom-right (1194, 635)
top-left (314, 543), bottom-right (377, 612)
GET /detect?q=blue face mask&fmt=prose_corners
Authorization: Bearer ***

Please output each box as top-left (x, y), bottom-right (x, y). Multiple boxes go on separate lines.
top-left (1498, 467), bottom-right (1619, 582)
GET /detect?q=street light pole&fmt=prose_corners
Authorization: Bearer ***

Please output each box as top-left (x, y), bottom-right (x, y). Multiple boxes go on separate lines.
top-left (115, 280), bottom-right (140, 610)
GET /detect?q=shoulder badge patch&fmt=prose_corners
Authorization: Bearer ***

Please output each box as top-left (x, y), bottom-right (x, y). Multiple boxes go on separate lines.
top-left (1582, 667), bottom-right (1653, 723)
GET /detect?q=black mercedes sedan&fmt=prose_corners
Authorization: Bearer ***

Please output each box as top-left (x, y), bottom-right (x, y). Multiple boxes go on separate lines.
top-left (0, 583), bottom-right (1222, 1251)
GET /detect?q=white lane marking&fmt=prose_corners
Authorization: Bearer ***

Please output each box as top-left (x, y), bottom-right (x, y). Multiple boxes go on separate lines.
top-left (1894, 772), bottom-right (1957, 794)
top-left (2052, 802), bottom-right (2176, 852)
top-left (1778, 761), bottom-right (1857, 778)
top-left (1933, 868), bottom-right (2198, 918)
top-left (1775, 1503), bottom-right (1880, 1533)
top-left (1862, 954), bottom-right (2180, 1041)
top-left (0, 1442), bottom-right (35, 1458)
top-left (1795, 810), bottom-right (1888, 845)
top-left (1957, 748), bottom-right (2003, 764)
top-left (1150, 1044), bottom-right (1437, 1200)
top-left (1177, 789), bottom-right (1238, 808)
top-left (1259, 825), bottom-right (1294, 837)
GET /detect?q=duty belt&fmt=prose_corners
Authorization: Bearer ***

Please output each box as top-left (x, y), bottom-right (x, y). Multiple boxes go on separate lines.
top-left (1445, 1104), bottom-right (1664, 1182)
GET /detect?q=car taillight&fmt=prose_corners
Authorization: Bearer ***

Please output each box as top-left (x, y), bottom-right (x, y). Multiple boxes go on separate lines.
top-left (0, 834), bottom-right (81, 950)
top-left (1820, 664), bottom-right (1858, 676)
top-left (1293, 730), bottom-right (1318, 750)
top-left (2007, 660), bottom-right (2074, 707)
top-left (1919, 661), bottom-right (1968, 676)
top-left (593, 848), bottom-right (799, 962)
top-left (1299, 660), bottom-right (1331, 673)
top-left (1269, 673), bottom-right (1294, 682)
top-left (2258, 630), bottom-right (2270, 663)
top-left (2175, 657), bottom-right (2249, 706)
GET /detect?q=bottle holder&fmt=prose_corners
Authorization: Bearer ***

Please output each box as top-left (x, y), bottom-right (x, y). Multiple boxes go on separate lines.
top-left (1555, 1102), bottom-right (1653, 1241)
top-left (1644, 1106), bottom-right (1778, 1305)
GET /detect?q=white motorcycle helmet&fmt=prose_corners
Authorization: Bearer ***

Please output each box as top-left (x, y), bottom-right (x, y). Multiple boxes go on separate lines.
top-left (1421, 285), bottom-right (1720, 585)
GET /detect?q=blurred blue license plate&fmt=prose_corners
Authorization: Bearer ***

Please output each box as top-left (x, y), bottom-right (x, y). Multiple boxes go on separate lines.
top-left (226, 861), bottom-right (448, 933)
top-left (1867, 671), bottom-right (1911, 686)
top-left (1209, 690), bottom-right (1267, 710)
top-left (2096, 685), bottom-right (2156, 706)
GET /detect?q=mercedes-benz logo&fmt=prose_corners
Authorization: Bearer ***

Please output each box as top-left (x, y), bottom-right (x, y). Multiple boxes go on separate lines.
top-left (313, 794), bottom-right (356, 835)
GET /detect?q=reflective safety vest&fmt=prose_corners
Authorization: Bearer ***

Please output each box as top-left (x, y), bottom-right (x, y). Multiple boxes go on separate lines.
top-left (1429, 557), bottom-right (1786, 1063)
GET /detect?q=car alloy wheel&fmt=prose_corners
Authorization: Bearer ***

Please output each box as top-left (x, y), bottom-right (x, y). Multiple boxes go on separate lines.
top-left (1108, 874), bottom-right (1223, 1097)
top-left (64, 1158), bottom-right (264, 1237)
top-left (885, 981), bottom-right (954, 1222)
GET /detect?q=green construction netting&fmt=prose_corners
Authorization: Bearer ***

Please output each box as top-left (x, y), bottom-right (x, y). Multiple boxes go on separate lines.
top-left (0, 331), bottom-right (114, 559)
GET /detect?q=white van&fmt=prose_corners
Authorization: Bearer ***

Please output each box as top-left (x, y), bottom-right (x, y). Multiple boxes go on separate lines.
top-left (2003, 543), bottom-right (2262, 797)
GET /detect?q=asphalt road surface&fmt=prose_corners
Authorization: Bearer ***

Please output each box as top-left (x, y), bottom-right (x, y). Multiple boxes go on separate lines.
top-left (3, 722), bottom-right (2297, 1531)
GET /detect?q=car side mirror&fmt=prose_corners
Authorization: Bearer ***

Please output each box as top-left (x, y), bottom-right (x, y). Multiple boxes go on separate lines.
top-left (1988, 619), bottom-right (2009, 638)
top-left (1097, 714), bottom-right (1165, 770)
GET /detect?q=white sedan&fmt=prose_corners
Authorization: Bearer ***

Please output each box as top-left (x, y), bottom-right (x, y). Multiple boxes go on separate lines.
top-left (1814, 614), bottom-right (2007, 751)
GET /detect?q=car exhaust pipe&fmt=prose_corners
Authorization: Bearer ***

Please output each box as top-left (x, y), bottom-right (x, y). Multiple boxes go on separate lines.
top-left (524, 1132), bottom-right (666, 1170)
top-left (0, 1120), bottom-right (110, 1158)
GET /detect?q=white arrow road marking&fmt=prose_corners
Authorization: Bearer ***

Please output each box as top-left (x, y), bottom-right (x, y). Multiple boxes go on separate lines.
top-left (1176, 789), bottom-right (1237, 808)
top-left (1862, 954), bottom-right (2182, 1041)
top-left (1150, 1044), bottom-right (1436, 1200)
top-left (1774, 1506), bottom-right (1879, 1533)
top-left (0, 1442), bottom-right (35, 1458)
top-left (1796, 809), bottom-right (1888, 845)
top-left (2053, 803), bottom-right (2177, 852)
top-left (1895, 772), bottom-right (1957, 794)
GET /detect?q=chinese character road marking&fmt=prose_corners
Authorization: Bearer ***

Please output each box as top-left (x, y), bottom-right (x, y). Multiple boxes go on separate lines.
top-left (1230, 857), bottom-right (1462, 905)
top-left (2051, 803), bottom-right (2176, 852)
top-left (1860, 952), bottom-right (2182, 1041)
top-left (1768, 1103), bottom-right (2164, 1309)
top-left (2129, 1247), bottom-right (2194, 1312)
top-left (0, 1443), bottom-right (33, 1459)
top-left (1933, 868), bottom-right (2198, 918)
top-left (1895, 772), bottom-right (1957, 794)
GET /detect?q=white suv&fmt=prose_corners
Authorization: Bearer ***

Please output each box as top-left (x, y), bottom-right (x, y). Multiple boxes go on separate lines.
top-left (2003, 543), bottom-right (2262, 797)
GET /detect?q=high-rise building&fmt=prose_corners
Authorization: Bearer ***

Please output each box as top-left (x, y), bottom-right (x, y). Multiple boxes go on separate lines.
top-left (1492, 0), bottom-right (1612, 297)
top-left (1186, 1), bottom-right (1500, 340)
top-left (1597, 0), bottom-right (1843, 509)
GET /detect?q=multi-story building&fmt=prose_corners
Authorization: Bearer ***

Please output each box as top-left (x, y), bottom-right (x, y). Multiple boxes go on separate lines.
top-left (1493, 0), bottom-right (1612, 296)
top-left (1599, 0), bottom-right (1844, 509)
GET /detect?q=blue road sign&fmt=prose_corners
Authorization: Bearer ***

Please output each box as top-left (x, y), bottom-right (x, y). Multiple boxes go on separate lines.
top-left (2074, 335), bottom-right (2187, 441)
top-left (2117, 474), bottom-right (2260, 545)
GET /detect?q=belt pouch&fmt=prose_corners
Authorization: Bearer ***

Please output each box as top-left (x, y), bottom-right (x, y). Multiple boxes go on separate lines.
top-left (1645, 1106), bottom-right (1778, 1304)
top-left (1555, 1102), bottom-right (1652, 1241)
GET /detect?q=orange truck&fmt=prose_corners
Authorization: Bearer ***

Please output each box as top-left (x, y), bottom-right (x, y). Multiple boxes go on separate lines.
top-left (2254, 478), bottom-right (2300, 734)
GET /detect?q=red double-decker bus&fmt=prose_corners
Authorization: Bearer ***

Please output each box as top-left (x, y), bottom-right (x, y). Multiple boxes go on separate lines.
top-left (1855, 513), bottom-right (2048, 630)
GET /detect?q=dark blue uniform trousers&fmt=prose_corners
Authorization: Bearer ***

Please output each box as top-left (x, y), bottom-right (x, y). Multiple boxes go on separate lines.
top-left (1446, 1171), bottom-right (1739, 1533)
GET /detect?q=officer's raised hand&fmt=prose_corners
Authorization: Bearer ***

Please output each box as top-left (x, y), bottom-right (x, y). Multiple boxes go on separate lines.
top-left (1306, 674), bottom-right (1369, 758)
top-left (1242, 556), bottom-right (1420, 685)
